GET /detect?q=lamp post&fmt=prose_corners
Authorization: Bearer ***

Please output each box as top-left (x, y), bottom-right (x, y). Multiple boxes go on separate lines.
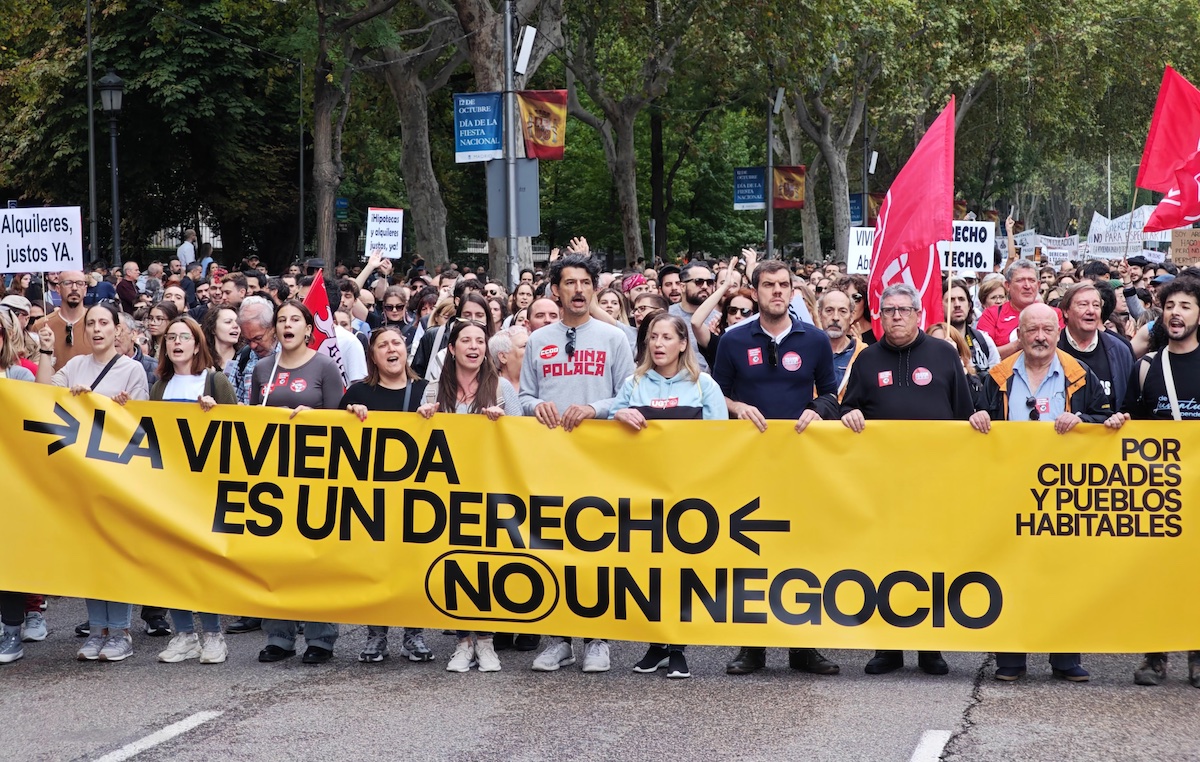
top-left (98, 69), bottom-right (124, 262)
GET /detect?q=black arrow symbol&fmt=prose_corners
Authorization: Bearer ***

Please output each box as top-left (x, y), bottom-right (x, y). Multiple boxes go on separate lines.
top-left (23, 403), bottom-right (81, 456)
top-left (729, 497), bottom-right (789, 554)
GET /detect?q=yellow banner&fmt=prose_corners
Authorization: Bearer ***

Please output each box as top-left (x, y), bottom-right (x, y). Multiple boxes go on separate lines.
top-left (2, 381), bottom-right (1197, 651)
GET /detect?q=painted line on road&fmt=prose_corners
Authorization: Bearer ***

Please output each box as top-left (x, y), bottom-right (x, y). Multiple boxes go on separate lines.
top-left (909, 729), bottom-right (952, 762)
top-left (95, 710), bottom-right (224, 762)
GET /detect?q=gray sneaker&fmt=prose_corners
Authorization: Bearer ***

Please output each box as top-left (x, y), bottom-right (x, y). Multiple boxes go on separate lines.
top-left (21, 611), bottom-right (47, 642)
top-left (98, 632), bottom-right (134, 662)
top-left (77, 633), bottom-right (106, 661)
top-left (0, 625), bottom-right (24, 664)
top-left (359, 633), bottom-right (389, 663)
top-left (400, 629), bottom-right (434, 662)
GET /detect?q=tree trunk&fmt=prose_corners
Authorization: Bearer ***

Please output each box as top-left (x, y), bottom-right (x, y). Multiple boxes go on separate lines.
top-left (382, 66), bottom-right (450, 268)
top-left (822, 146), bottom-right (852, 262)
top-left (311, 75), bottom-right (339, 270)
top-left (800, 155), bottom-right (824, 261)
top-left (650, 110), bottom-right (665, 264)
top-left (611, 115), bottom-right (643, 267)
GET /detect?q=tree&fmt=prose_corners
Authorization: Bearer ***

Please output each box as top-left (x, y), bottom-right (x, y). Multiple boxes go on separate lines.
top-left (563, 0), bottom-right (702, 267)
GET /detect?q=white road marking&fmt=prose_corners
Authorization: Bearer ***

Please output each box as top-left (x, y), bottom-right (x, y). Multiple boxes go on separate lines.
top-left (910, 729), bottom-right (953, 762)
top-left (95, 710), bottom-right (224, 762)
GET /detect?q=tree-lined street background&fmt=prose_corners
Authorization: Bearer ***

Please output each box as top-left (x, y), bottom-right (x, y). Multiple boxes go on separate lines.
top-left (3, 0), bottom-right (1198, 274)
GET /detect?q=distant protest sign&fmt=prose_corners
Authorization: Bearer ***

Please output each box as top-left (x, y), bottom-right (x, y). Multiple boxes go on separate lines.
top-left (1172, 228), bottom-right (1200, 266)
top-left (0, 206), bottom-right (82, 273)
top-left (847, 227), bottom-right (874, 274)
top-left (364, 207), bottom-right (404, 259)
top-left (937, 221), bottom-right (995, 272)
top-left (1087, 207), bottom-right (1173, 259)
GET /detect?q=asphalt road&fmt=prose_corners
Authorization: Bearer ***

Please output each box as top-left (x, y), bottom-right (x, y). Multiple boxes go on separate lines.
top-left (1, 600), bottom-right (1197, 761)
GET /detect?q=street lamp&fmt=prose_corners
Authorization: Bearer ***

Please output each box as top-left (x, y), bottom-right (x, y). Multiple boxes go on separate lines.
top-left (98, 69), bottom-right (124, 262)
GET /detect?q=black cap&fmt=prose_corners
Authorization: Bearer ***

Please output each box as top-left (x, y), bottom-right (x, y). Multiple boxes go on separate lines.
top-left (305, 258), bottom-right (325, 272)
top-left (1127, 255), bottom-right (1150, 267)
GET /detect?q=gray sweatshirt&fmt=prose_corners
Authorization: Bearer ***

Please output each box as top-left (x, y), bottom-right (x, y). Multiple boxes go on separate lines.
top-left (519, 318), bottom-right (635, 419)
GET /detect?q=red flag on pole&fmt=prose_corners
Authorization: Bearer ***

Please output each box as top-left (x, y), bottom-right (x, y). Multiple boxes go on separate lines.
top-left (1143, 149), bottom-right (1200, 232)
top-left (301, 268), bottom-right (348, 389)
top-left (867, 97), bottom-right (956, 339)
top-left (1136, 66), bottom-right (1200, 193)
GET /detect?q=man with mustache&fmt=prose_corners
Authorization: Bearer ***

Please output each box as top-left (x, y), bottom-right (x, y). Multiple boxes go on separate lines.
top-left (969, 301), bottom-right (1125, 683)
top-left (818, 289), bottom-right (865, 396)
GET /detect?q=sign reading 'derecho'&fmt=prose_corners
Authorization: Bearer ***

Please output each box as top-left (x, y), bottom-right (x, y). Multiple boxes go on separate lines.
top-left (849, 222), bottom-right (996, 274)
top-left (0, 206), bottom-right (82, 273)
top-left (364, 207), bottom-right (404, 259)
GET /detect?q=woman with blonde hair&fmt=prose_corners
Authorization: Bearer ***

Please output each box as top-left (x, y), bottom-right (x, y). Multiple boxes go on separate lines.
top-left (978, 277), bottom-right (1007, 311)
top-left (609, 312), bottom-right (724, 679)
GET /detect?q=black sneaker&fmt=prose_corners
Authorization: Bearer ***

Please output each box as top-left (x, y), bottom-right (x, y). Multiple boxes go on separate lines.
top-left (514, 633), bottom-right (541, 651)
top-left (632, 645), bottom-right (670, 673)
top-left (492, 633), bottom-right (515, 651)
top-left (74, 620), bottom-right (90, 638)
top-left (226, 617), bottom-right (262, 634)
top-left (865, 650), bottom-right (904, 674)
top-left (666, 650), bottom-right (691, 679)
top-left (1134, 652), bottom-right (1168, 686)
top-left (725, 646), bottom-right (766, 675)
top-left (302, 645), bottom-right (333, 664)
top-left (789, 647), bottom-right (840, 675)
top-left (144, 616), bottom-right (172, 637)
top-left (258, 644), bottom-right (296, 662)
top-left (918, 651), bottom-right (949, 675)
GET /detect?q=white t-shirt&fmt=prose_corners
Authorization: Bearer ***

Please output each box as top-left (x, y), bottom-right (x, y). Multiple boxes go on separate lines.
top-left (162, 371), bottom-right (207, 402)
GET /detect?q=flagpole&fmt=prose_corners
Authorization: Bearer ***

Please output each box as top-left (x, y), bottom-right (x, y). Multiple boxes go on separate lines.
top-left (1121, 167), bottom-right (1140, 262)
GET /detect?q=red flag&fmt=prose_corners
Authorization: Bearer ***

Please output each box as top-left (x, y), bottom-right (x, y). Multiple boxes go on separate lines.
top-left (1143, 149), bottom-right (1200, 232)
top-left (867, 97), bottom-right (955, 339)
top-left (301, 268), bottom-right (348, 389)
top-left (1136, 66), bottom-right (1200, 193)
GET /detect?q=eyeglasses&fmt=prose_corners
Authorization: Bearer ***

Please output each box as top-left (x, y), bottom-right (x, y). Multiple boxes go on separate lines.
top-left (383, 304), bottom-right (405, 312)
top-left (766, 340), bottom-right (778, 368)
top-left (147, 315), bottom-right (167, 324)
top-left (684, 278), bottom-right (716, 287)
top-left (565, 326), bottom-right (576, 359)
top-left (60, 280), bottom-right (87, 289)
top-left (1025, 396), bottom-right (1040, 421)
top-left (880, 306), bottom-right (918, 317)
top-left (727, 307), bottom-right (753, 317)
top-left (164, 333), bottom-right (194, 343)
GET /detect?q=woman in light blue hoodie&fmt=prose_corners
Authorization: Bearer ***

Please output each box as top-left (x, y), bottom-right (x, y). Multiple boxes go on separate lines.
top-left (609, 312), bottom-right (725, 678)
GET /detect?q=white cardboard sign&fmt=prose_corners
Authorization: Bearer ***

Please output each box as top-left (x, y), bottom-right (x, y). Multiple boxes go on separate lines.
top-left (0, 206), bottom-right (82, 273)
top-left (364, 207), bottom-right (404, 259)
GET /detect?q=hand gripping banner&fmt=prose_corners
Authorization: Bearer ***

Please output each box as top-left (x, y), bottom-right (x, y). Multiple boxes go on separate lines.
top-left (3, 381), bottom-right (1198, 651)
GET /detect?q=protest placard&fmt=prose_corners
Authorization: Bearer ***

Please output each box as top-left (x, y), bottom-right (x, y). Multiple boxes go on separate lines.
top-left (364, 207), bottom-right (404, 259)
top-left (0, 206), bottom-right (82, 273)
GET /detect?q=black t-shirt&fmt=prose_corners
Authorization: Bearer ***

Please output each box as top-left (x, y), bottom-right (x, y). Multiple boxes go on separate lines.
top-left (1059, 335), bottom-right (1113, 405)
top-left (1128, 346), bottom-right (1200, 420)
top-left (338, 379), bottom-right (429, 413)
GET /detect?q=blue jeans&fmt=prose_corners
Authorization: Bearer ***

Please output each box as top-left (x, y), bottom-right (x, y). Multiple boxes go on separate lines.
top-left (87, 599), bottom-right (133, 630)
top-left (170, 610), bottom-right (221, 634)
top-left (264, 620), bottom-right (338, 651)
top-left (996, 652), bottom-right (1080, 670)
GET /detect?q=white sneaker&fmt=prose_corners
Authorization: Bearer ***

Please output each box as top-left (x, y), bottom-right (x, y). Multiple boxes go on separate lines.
top-left (77, 633), bottom-right (105, 661)
top-left (21, 611), bottom-right (47, 642)
top-left (474, 637), bottom-right (501, 672)
top-left (99, 632), bottom-right (134, 662)
top-left (582, 639), bottom-right (611, 673)
top-left (158, 633), bottom-right (201, 663)
top-left (446, 640), bottom-right (475, 672)
top-left (531, 639), bottom-right (575, 672)
top-left (199, 632), bottom-right (228, 664)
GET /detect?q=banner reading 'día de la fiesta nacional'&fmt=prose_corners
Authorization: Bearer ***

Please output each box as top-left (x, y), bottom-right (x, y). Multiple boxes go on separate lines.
top-left (2, 381), bottom-right (1197, 652)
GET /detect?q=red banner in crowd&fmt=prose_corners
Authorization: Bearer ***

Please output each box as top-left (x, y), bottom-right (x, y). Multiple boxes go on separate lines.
top-left (1144, 149), bottom-right (1200, 232)
top-left (772, 166), bottom-right (806, 208)
top-left (1137, 66), bottom-right (1200, 194)
top-left (301, 268), bottom-right (348, 389)
top-left (517, 90), bottom-right (568, 160)
top-left (867, 97), bottom-right (955, 338)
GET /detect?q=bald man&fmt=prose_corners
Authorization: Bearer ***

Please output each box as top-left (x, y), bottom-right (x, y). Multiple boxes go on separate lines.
top-left (969, 302), bottom-right (1126, 683)
top-left (31, 269), bottom-right (90, 364)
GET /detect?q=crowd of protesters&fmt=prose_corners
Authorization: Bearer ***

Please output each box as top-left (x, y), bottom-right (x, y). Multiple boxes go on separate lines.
top-left (0, 230), bottom-right (1197, 690)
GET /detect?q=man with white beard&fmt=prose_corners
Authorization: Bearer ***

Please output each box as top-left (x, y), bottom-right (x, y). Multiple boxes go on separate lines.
top-left (818, 289), bottom-right (865, 398)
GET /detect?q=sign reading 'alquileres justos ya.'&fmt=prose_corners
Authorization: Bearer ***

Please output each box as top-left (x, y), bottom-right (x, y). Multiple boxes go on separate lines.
top-left (2, 381), bottom-right (1196, 651)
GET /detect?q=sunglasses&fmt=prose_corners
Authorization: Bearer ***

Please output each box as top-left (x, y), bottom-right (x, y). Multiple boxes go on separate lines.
top-left (566, 326), bottom-right (576, 359)
top-left (65, 322), bottom-right (73, 347)
top-left (850, 293), bottom-right (864, 303)
top-left (383, 304), bottom-right (406, 312)
top-left (766, 340), bottom-right (778, 368)
top-left (727, 306), bottom-right (753, 317)
top-left (1025, 396), bottom-right (1040, 421)
top-left (684, 278), bottom-right (716, 287)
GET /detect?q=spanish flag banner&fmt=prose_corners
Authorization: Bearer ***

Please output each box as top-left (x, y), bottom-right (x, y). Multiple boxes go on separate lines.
top-left (517, 90), bottom-right (568, 160)
top-left (772, 166), bottom-right (806, 209)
